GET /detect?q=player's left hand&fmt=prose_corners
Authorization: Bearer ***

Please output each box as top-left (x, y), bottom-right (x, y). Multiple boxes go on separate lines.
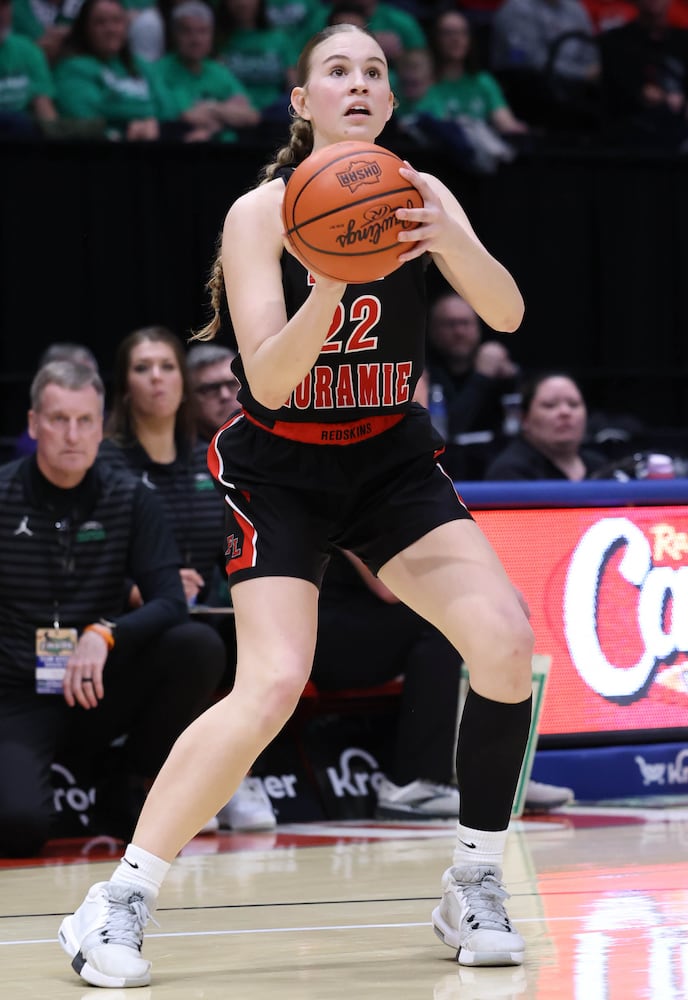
top-left (395, 164), bottom-right (451, 262)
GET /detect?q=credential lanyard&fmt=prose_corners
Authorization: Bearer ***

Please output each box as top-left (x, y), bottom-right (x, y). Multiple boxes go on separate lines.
top-left (52, 516), bottom-right (75, 628)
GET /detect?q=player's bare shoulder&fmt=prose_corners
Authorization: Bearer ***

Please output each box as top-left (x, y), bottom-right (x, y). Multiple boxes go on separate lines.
top-left (223, 178), bottom-right (284, 249)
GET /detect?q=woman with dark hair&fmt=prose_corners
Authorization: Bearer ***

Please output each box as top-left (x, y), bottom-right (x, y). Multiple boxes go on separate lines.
top-left (485, 371), bottom-right (607, 480)
top-left (54, 0), bottom-right (171, 139)
top-left (102, 326), bottom-right (223, 610)
top-left (100, 326), bottom-right (275, 834)
top-left (420, 8), bottom-right (528, 136)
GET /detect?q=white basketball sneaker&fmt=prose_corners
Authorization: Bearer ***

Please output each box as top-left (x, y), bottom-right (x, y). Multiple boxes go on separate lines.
top-left (524, 779), bottom-right (574, 812)
top-left (375, 777), bottom-right (460, 820)
top-left (59, 881), bottom-right (154, 988)
top-left (217, 776), bottom-right (277, 832)
top-left (432, 865), bottom-right (525, 967)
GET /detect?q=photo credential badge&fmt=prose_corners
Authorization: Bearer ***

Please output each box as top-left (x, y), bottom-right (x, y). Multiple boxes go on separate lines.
top-left (36, 627), bottom-right (78, 694)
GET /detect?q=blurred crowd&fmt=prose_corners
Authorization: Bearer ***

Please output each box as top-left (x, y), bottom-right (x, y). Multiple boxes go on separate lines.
top-left (4, 0), bottom-right (688, 160)
top-left (4, 0), bottom-right (686, 860)
top-left (424, 288), bottom-right (686, 482)
top-left (9, 302), bottom-right (637, 859)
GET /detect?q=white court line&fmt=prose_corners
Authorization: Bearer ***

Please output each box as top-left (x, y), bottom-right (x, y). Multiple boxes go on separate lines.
top-left (275, 819), bottom-right (561, 838)
top-left (562, 805), bottom-right (688, 822)
top-left (278, 824), bottom-right (454, 839)
top-left (1, 914), bottom-right (587, 948)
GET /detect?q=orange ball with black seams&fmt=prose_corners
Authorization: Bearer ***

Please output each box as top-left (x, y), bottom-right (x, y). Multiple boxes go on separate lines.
top-left (282, 141), bottom-right (423, 283)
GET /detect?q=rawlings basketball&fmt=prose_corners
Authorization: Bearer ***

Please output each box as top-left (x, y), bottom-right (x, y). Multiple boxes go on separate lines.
top-left (282, 141), bottom-right (423, 283)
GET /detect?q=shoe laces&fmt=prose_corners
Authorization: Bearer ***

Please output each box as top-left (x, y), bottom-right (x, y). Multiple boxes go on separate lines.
top-left (101, 889), bottom-right (156, 950)
top-left (450, 868), bottom-right (514, 934)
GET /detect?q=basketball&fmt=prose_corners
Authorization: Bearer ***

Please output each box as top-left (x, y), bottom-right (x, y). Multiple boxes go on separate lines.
top-left (281, 141), bottom-right (423, 283)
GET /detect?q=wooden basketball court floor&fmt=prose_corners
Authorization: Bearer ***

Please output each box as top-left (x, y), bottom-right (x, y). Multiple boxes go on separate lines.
top-left (2, 803), bottom-right (688, 1000)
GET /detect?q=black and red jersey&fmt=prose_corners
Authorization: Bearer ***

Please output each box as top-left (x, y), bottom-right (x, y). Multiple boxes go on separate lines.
top-left (232, 168), bottom-right (427, 428)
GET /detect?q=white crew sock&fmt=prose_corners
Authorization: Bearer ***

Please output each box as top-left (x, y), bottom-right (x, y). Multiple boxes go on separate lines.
top-left (452, 823), bottom-right (508, 868)
top-left (111, 843), bottom-right (171, 901)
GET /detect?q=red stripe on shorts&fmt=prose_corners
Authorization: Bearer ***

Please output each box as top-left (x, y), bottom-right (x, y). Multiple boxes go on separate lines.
top-left (208, 412), bottom-right (244, 482)
top-left (225, 495), bottom-right (257, 575)
top-left (243, 410), bottom-right (403, 445)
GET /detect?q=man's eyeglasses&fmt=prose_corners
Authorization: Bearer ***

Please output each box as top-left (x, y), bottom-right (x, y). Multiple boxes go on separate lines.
top-left (194, 379), bottom-right (239, 398)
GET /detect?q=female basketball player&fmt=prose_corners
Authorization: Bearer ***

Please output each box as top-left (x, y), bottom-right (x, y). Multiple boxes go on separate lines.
top-left (60, 23), bottom-right (534, 987)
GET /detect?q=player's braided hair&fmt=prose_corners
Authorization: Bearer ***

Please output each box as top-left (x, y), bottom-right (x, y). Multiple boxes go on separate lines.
top-left (192, 24), bottom-right (374, 342)
top-left (193, 241), bottom-right (224, 341)
top-left (260, 117), bottom-right (313, 183)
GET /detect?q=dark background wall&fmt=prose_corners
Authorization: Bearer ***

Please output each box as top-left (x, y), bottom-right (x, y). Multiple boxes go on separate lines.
top-left (2, 139), bottom-right (688, 443)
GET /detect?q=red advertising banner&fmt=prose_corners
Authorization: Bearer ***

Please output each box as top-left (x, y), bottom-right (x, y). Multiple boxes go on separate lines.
top-left (474, 506), bottom-right (688, 739)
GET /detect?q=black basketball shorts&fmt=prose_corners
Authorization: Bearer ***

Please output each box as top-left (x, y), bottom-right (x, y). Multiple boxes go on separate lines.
top-left (209, 403), bottom-right (473, 588)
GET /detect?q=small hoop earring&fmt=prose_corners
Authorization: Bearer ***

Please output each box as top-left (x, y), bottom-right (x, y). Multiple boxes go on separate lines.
top-left (289, 103), bottom-right (304, 122)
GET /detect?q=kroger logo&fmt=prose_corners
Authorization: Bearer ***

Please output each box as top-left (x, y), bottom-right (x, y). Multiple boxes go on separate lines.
top-left (326, 747), bottom-right (385, 798)
top-left (51, 762), bottom-right (96, 827)
top-left (635, 748), bottom-right (688, 787)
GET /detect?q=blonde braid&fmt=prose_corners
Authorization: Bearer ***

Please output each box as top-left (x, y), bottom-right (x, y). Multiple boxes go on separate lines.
top-left (191, 245), bottom-right (224, 342)
top-left (192, 118), bottom-right (313, 342)
top-left (193, 72), bottom-right (323, 342)
top-left (260, 117), bottom-right (313, 184)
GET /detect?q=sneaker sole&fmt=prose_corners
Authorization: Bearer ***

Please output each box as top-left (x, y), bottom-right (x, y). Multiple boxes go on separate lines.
top-left (431, 906), bottom-right (524, 967)
top-left (524, 799), bottom-right (573, 812)
top-left (218, 818), bottom-right (277, 832)
top-left (58, 916), bottom-right (151, 988)
top-left (375, 805), bottom-right (458, 821)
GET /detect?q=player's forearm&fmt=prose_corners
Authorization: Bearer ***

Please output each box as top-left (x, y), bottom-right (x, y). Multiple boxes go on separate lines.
top-left (246, 282), bottom-right (346, 410)
top-left (436, 227), bottom-right (524, 333)
top-left (441, 257), bottom-right (523, 333)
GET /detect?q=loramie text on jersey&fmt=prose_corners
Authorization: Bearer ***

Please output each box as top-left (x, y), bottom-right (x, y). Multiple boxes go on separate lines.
top-left (283, 360), bottom-right (413, 410)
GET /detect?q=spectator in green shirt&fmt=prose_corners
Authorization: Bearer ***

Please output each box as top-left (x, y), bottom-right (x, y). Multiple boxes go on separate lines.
top-left (264, 0), bottom-right (323, 54)
top-left (353, 0), bottom-right (427, 68)
top-left (12, 0), bottom-right (160, 63)
top-left (54, 0), bottom-right (171, 139)
top-left (308, 0), bottom-right (428, 75)
top-left (423, 9), bottom-right (529, 136)
top-left (0, 0), bottom-right (58, 133)
top-left (215, 0), bottom-right (297, 118)
top-left (10, 0), bottom-right (75, 64)
top-left (153, 0), bottom-right (260, 141)
top-left (394, 46), bottom-right (436, 117)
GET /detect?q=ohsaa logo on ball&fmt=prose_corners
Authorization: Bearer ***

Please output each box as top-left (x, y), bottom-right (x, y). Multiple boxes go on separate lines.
top-left (336, 159), bottom-right (382, 193)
